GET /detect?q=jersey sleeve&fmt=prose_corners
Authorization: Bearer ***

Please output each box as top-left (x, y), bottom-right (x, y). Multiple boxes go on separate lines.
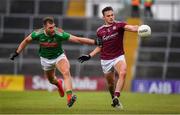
top-left (31, 31), bottom-right (39, 41)
top-left (56, 28), bottom-right (70, 41)
top-left (61, 32), bottom-right (70, 41)
top-left (117, 22), bottom-right (127, 30)
top-left (96, 28), bottom-right (102, 38)
top-left (96, 31), bottom-right (101, 38)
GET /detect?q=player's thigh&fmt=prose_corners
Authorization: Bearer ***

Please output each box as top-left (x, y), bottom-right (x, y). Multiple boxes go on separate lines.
top-left (55, 58), bottom-right (70, 74)
top-left (114, 60), bottom-right (127, 75)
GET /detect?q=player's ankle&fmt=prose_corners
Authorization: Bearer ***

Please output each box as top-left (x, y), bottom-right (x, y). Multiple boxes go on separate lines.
top-left (111, 95), bottom-right (114, 99)
top-left (49, 78), bottom-right (59, 86)
top-left (66, 90), bottom-right (73, 102)
top-left (114, 91), bottom-right (120, 98)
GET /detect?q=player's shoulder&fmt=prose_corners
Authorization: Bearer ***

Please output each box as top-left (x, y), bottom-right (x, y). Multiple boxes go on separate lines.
top-left (55, 27), bottom-right (64, 34)
top-left (55, 27), bottom-right (63, 32)
top-left (114, 20), bottom-right (127, 25)
top-left (96, 25), bottom-right (106, 33)
top-left (114, 21), bottom-right (127, 28)
top-left (32, 28), bottom-right (44, 35)
top-left (54, 27), bottom-right (70, 38)
top-left (31, 28), bottom-right (44, 38)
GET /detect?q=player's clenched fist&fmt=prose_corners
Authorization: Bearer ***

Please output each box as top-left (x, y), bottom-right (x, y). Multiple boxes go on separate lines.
top-left (78, 55), bottom-right (91, 63)
top-left (9, 51), bottom-right (19, 60)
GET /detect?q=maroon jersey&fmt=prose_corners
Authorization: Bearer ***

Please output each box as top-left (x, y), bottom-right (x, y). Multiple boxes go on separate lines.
top-left (97, 21), bottom-right (127, 60)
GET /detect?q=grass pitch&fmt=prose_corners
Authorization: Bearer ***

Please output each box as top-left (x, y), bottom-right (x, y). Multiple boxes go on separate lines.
top-left (0, 91), bottom-right (179, 114)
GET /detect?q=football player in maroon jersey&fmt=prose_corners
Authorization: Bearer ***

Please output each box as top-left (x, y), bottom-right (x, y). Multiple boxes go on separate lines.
top-left (78, 6), bottom-right (139, 109)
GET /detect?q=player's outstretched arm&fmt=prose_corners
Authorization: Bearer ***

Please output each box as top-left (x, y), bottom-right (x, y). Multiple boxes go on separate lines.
top-left (124, 25), bottom-right (139, 32)
top-left (78, 47), bottom-right (101, 63)
top-left (69, 35), bottom-right (102, 46)
top-left (9, 34), bottom-right (32, 60)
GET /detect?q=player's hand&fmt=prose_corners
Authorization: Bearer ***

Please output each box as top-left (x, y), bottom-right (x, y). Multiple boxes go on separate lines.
top-left (9, 51), bottom-right (19, 60)
top-left (95, 38), bottom-right (103, 47)
top-left (78, 55), bottom-right (91, 63)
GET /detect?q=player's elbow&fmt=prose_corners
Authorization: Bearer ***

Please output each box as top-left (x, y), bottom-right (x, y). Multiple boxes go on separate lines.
top-left (69, 36), bottom-right (82, 44)
top-left (70, 38), bottom-right (82, 44)
top-left (24, 38), bottom-right (31, 44)
top-left (125, 25), bottom-right (138, 32)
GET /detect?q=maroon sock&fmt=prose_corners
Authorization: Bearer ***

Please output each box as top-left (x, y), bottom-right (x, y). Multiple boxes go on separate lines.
top-left (114, 92), bottom-right (120, 97)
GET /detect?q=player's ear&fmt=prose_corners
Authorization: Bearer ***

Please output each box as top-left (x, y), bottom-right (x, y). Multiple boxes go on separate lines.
top-left (102, 16), bottom-right (105, 20)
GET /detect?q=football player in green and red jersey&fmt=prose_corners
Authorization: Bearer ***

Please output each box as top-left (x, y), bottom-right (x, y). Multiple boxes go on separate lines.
top-left (9, 17), bottom-right (102, 108)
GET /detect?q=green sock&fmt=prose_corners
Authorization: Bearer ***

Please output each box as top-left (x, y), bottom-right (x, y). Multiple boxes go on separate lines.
top-left (66, 90), bottom-right (73, 101)
top-left (66, 90), bottom-right (73, 95)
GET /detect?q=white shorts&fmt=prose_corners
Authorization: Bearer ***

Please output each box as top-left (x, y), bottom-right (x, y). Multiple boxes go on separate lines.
top-left (101, 55), bottom-right (126, 74)
top-left (40, 53), bottom-right (66, 71)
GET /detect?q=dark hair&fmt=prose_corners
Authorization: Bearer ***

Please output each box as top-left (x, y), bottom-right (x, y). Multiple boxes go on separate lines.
top-left (102, 6), bottom-right (113, 16)
top-left (43, 17), bottom-right (54, 25)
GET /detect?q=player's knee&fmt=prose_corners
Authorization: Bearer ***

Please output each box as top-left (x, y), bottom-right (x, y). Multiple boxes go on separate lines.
top-left (120, 70), bottom-right (127, 79)
top-left (105, 77), bottom-right (114, 87)
top-left (61, 69), bottom-right (70, 76)
top-left (108, 82), bottom-right (114, 88)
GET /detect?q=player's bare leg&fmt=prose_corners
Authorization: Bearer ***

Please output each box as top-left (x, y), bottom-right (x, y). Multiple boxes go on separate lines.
top-left (114, 60), bottom-right (127, 96)
top-left (105, 71), bottom-right (115, 99)
top-left (56, 58), bottom-right (77, 107)
top-left (105, 71), bottom-right (119, 108)
top-left (44, 69), bottom-right (64, 97)
top-left (113, 60), bottom-right (127, 109)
